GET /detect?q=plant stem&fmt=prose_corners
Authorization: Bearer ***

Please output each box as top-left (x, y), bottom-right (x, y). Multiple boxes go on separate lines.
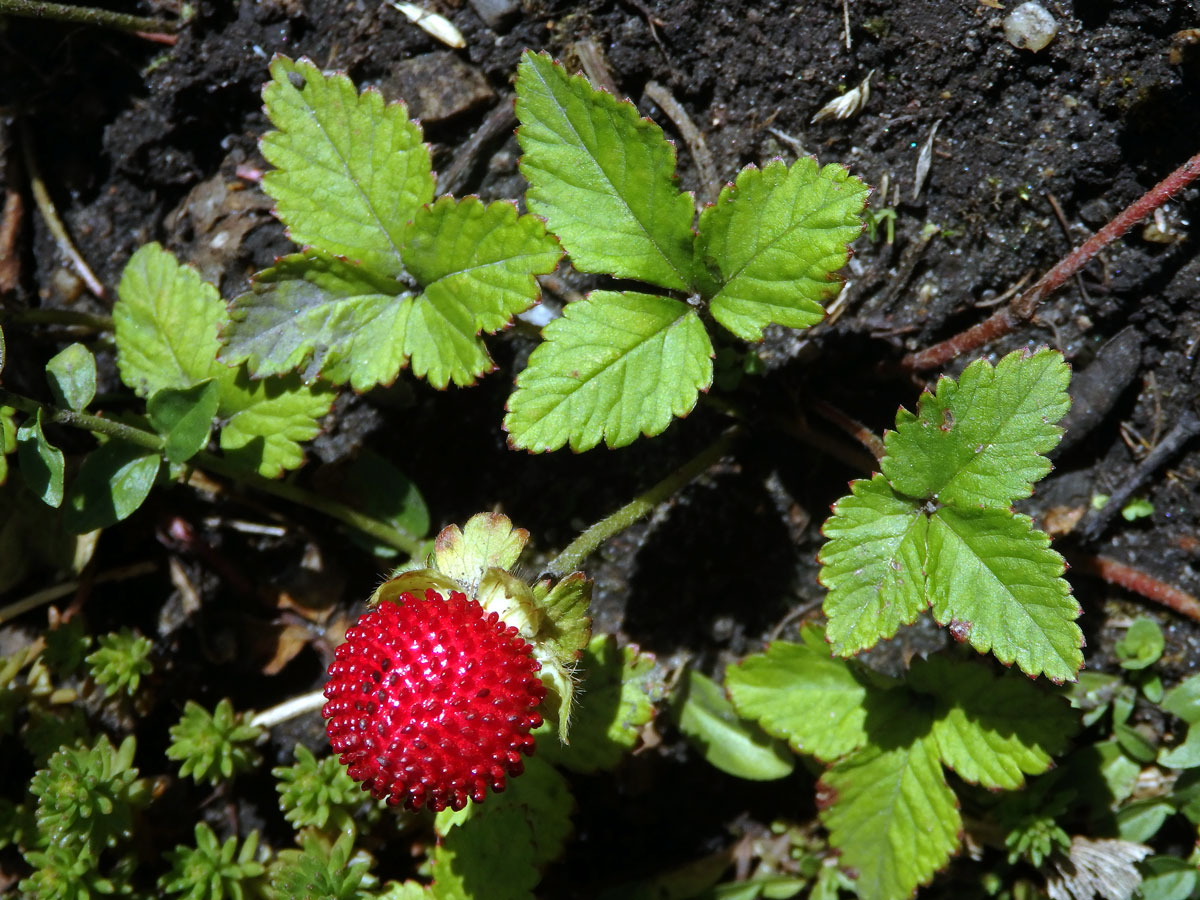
top-left (195, 451), bottom-right (424, 557)
top-left (0, 561), bottom-right (156, 626)
top-left (0, 387), bottom-right (165, 452)
top-left (0, 388), bottom-right (423, 556)
top-left (545, 427), bottom-right (742, 578)
top-left (1069, 552), bottom-right (1200, 623)
top-left (0, 0), bottom-right (176, 35)
top-left (0, 307), bottom-right (113, 330)
top-left (904, 147), bottom-right (1200, 371)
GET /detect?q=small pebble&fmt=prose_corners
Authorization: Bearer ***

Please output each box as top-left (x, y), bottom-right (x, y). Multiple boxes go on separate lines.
top-left (1004, 2), bottom-right (1058, 52)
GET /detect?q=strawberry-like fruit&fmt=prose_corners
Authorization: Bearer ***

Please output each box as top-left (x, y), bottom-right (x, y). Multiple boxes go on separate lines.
top-left (322, 588), bottom-right (546, 812)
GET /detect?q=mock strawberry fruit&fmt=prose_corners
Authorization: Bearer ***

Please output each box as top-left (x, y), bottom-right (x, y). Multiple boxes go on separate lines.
top-left (322, 588), bottom-right (546, 812)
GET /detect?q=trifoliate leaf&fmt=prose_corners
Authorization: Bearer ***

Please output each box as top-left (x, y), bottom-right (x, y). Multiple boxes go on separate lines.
top-left (819, 475), bottom-right (927, 656)
top-left (695, 157), bottom-right (867, 341)
top-left (925, 507), bottom-right (1080, 682)
top-left (725, 627), bottom-right (888, 763)
top-left (45, 343), bottom-right (97, 412)
top-left (223, 251), bottom-right (411, 390)
top-left (881, 349), bottom-right (1070, 507)
top-left (908, 655), bottom-right (1077, 790)
top-left (16, 409), bottom-right (65, 507)
top-left (673, 668), bottom-right (794, 781)
top-left (505, 291), bottom-right (713, 452)
top-left (515, 51), bottom-right (695, 292)
top-left (147, 380), bottom-right (220, 463)
top-left (402, 196), bottom-right (561, 334)
top-left (431, 806), bottom-right (538, 900)
top-left (261, 55), bottom-right (433, 275)
top-left (115, 243), bottom-right (333, 478)
top-left (818, 735), bottom-right (960, 900)
top-left (539, 636), bottom-right (655, 773)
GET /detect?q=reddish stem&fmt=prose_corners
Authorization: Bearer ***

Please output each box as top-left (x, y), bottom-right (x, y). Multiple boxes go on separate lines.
top-left (1071, 552), bottom-right (1200, 623)
top-left (904, 149), bottom-right (1200, 371)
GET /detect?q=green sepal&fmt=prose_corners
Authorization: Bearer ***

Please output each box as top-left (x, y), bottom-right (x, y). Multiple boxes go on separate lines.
top-left (435, 512), bottom-right (529, 593)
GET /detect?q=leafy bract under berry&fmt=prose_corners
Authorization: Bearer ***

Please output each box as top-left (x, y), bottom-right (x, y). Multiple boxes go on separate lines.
top-left (323, 588), bottom-right (547, 812)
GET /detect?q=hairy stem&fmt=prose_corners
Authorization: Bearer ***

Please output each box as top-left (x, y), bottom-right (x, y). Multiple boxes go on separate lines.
top-left (0, 0), bottom-right (176, 34)
top-left (0, 307), bottom-right (113, 330)
top-left (0, 388), bottom-right (423, 556)
top-left (904, 148), bottom-right (1200, 371)
top-left (545, 427), bottom-right (741, 578)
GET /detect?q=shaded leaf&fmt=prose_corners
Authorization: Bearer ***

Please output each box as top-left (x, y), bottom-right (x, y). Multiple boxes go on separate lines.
top-left (62, 442), bottom-right (160, 533)
top-left (674, 669), bottom-right (794, 781)
top-left (505, 291), bottom-right (713, 452)
top-left (147, 380), bottom-right (220, 463)
top-left (696, 157), bottom-right (867, 340)
top-left (515, 51), bottom-right (695, 291)
top-left (16, 409), bottom-right (65, 508)
top-left (261, 55), bottom-right (433, 274)
top-left (431, 806), bottom-right (538, 900)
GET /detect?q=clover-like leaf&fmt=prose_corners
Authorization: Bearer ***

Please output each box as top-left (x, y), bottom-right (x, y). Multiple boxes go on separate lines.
top-left (881, 348), bottom-right (1070, 507)
top-left (261, 55), bottom-right (433, 275)
top-left (115, 243), bottom-right (333, 478)
top-left (819, 736), bottom-right (960, 900)
top-left (820, 349), bottom-right (1081, 681)
top-left (505, 291), bottom-right (713, 452)
top-left (515, 51), bottom-right (695, 292)
top-left (695, 157), bottom-right (868, 341)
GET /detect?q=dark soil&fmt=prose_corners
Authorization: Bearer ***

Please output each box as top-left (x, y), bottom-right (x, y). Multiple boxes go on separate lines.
top-left (2, 0), bottom-right (1200, 896)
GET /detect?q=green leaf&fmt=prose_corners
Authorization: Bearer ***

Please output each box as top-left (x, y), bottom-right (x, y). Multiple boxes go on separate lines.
top-left (45, 343), bottom-right (97, 411)
top-left (674, 669), bottom-right (794, 781)
top-left (431, 806), bottom-right (538, 900)
top-left (1116, 799), bottom-right (1173, 842)
top-left (0, 406), bottom-right (14, 486)
top-left (725, 627), bottom-right (887, 763)
top-left (908, 655), bottom-right (1077, 790)
top-left (402, 196), bottom-right (561, 334)
top-left (696, 157), bottom-right (867, 341)
top-left (925, 507), bottom-right (1080, 682)
top-left (223, 251), bottom-right (411, 390)
top-left (147, 381), bottom-right (220, 463)
top-left (515, 51), bottom-right (695, 291)
top-left (261, 55), bottom-right (433, 275)
top-left (819, 735), bottom-right (960, 900)
top-left (1115, 617), bottom-right (1165, 670)
top-left (539, 636), bottom-right (655, 773)
top-left (63, 441), bottom-right (161, 533)
top-left (819, 475), bottom-right (927, 656)
top-left (1163, 674), bottom-right (1200, 724)
top-left (505, 291), bottom-right (713, 452)
top-left (16, 409), bottom-right (65, 507)
top-left (115, 243), bottom-right (333, 478)
top-left (1139, 856), bottom-right (1199, 900)
top-left (881, 348), bottom-right (1070, 507)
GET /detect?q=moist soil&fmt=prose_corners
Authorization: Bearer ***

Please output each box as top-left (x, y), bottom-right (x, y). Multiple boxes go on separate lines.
top-left (2, 0), bottom-right (1200, 896)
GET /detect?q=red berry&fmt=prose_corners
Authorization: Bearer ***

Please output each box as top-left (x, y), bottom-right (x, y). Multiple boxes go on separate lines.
top-left (322, 588), bottom-right (546, 812)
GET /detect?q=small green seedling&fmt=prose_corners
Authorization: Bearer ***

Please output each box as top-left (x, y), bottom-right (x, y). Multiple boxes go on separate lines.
top-left (506, 51), bottom-right (868, 451)
top-left (820, 347), bottom-right (1081, 682)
